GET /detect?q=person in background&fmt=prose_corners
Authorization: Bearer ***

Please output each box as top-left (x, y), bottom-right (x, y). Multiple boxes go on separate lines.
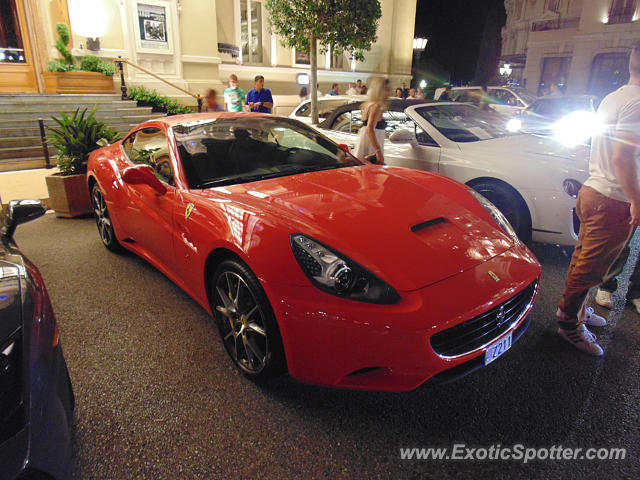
top-left (355, 79), bottom-right (363, 94)
top-left (224, 74), bottom-right (245, 112)
top-left (245, 75), bottom-right (274, 113)
top-left (328, 83), bottom-right (340, 96)
top-left (408, 88), bottom-right (417, 99)
top-left (354, 77), bottom-right (390, 165)
top-left (556, 41), bottom-right (640, 355)
top-left (360, 82), bottom-right (368, 95)
top-left (401, 82), bottom-right (409, 98)
top-left (548, 81), bottom-right (564, 97)
top-left (346, 82), bottom-right (358, 95)
top-left (205, 89), bottom-right (224, 112)
top-left (439, 87), bottom-right (453, 101)
top-left (394, 87), bottom-right (404, 98)
top-left (299, 86), bottom-right (309, 102)
top-left (416, 87), bottom-right (425, 99)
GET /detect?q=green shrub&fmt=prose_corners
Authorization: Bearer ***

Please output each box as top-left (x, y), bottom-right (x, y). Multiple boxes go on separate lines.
top-left (54, 23), bottom-right (74, 66)
top-left (126, 85), bottom-right (192, 114)
top-left (80, 55), bottom-right (116, 76)
top-left (46, 59), bottom-right (78, 72)
top-left (47, 107), bottom-right (121, 176)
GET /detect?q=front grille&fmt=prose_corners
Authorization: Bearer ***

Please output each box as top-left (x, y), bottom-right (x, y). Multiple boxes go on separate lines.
top-left (0, 330), bottom-right (24, 444)
top-left (430, 281), bottom-right (537, 357)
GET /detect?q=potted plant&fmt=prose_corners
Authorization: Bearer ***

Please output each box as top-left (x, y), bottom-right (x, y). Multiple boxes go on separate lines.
top-left (45, 107), bottom-right (120, 217)
top-left (43, 23), bottom-right (116, 94)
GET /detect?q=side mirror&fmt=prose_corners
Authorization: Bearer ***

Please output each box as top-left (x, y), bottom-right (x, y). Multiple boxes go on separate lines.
top-left (338, 143), bottom-right (351, 154)
top-left (2, 200), bottom-right (46, 238)
top-left (122, 165), bottom-right (167, 195)
top-left (389, 129), bottom-right (417, 145)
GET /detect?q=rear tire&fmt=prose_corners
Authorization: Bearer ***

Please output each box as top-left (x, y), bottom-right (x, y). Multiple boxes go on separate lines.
top-left (211, 259), bottom-right (286, 382)
top-left (470, 180), bottom-right (532, 243)
top-left (91, 184), bottom-right (122, 252)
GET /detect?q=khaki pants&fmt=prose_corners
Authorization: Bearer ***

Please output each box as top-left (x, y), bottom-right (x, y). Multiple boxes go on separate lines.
top-left (558, 186), bottom-right (633, 328)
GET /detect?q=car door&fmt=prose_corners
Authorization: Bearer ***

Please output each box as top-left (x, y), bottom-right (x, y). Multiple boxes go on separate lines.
top-left (385, 110), bottom-right (442, 173)
top-left (120, 127), bottom-right (181, 273)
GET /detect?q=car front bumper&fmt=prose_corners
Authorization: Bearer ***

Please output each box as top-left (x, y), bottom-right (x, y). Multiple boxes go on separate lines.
top-left (264, 243), bottom-right (541, 392)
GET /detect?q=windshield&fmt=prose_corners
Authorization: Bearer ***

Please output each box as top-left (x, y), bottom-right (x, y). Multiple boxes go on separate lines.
top-left (296, 99), bottom-right (355, 118)
top-left (414, 104), bottom-right (512, 142)
top-left (172, 117), bottom-right (361, 188)
top-left (511, 87), bottom-right (537, 106)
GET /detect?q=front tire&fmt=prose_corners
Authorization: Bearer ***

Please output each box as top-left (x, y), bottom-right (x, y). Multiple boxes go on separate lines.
top-left (91, 184), bottom-right (122, 252)
top-left (470, 180), bottom-right (532, 243)
top-left (212, 259), bottom-right (286, 381)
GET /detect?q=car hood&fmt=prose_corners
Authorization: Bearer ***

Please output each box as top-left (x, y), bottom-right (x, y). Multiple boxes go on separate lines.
top-left (458, 134), bottom-right (589, 178)
top-left (194, 166), bottom-right (514, 291)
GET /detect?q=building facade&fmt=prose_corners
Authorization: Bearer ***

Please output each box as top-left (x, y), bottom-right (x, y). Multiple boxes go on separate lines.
top-left (501, 0), bottom-right (640, 97)
top-left (0, 0), bottom-right (416, 111)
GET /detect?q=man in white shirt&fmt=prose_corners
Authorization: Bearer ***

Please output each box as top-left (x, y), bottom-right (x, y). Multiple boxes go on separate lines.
top-left (557, 41), bottom-right (640, 355)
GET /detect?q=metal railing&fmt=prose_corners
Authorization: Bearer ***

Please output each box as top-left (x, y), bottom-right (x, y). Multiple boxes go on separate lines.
top-left (115, 56), bottom-right (203, 112)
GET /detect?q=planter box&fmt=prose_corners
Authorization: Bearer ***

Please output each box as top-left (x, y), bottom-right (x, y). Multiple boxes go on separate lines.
top-left (45, 173), bottom-right (93, 218)
top-left (43, 71), bottom-right (115, 94)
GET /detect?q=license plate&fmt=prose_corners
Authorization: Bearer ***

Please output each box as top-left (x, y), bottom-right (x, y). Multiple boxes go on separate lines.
top-left (484, 332), bottom-right (513, 366)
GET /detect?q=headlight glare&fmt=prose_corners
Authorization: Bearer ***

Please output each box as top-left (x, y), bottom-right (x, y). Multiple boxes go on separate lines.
top-left (468, 188), bottom-right (520, 243)
top-left (290, 234), bottom-right (400, 304)
top-left (552, 110), bottom-right (602, 147)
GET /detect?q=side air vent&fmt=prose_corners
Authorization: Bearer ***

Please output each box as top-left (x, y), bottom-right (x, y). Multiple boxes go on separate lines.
top-left (411, 217), bottom-right (446, 232)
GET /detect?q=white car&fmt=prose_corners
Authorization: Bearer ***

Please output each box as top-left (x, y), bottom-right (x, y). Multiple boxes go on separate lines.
top-left (289, 95), bottom-right (366, 124)
top-left (318, 99), bottom-right (588, 246)
top-left (435, 86), bottom-right (538, 115)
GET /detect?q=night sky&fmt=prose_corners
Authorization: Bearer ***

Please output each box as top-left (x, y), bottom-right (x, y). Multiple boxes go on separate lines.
top-left (414, 0), bottom-right (507, 84)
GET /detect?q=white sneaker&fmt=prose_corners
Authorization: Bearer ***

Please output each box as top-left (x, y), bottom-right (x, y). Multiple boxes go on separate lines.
top-left (558, 324), bottom-right (604, 356)
top-left (630, 298), bottom-right (640, 314)
top-left (595, 289), bottom-right (613, 309)
top-left (581, 306), bottom-right (607, 327)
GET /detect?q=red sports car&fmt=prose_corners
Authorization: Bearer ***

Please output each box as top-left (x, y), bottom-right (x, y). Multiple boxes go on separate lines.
top-left (87, 113), bottom-right (541, 392)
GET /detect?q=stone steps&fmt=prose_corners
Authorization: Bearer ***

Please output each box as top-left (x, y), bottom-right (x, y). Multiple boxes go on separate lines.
top-left (0, 93), bottom-right (166, 172)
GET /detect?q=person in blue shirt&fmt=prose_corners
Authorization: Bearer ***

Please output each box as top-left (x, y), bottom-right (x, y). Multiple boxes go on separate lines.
top-left (328, 83), bottom-right (340, 96)
top-left (245, 75), bottom-right (274, 113)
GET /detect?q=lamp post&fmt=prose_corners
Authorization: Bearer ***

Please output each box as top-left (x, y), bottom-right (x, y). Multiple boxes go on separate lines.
top-left (412, 37), bottom-right (428, 88)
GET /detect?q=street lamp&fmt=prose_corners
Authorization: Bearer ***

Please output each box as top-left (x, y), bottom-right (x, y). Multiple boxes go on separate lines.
top-left (412, 37), bottom-right (428, 88)
top-left (413, 37), bottom-right (428, 50)
top-left (500, 63), bottom-right (512, 76)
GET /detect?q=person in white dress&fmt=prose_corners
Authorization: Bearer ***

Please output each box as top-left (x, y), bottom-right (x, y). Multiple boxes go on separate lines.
top-left (354, 77), bottom-right (390, 165)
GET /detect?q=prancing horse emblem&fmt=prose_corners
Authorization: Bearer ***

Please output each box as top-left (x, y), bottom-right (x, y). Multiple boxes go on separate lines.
top-left (185, 203), bottom-right (194, 220)
top-left (496, 305), bottom-right (507, 327)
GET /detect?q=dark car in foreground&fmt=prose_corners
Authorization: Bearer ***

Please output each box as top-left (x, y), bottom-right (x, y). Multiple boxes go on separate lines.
top-left (1, 200), bottom-right (74, 480)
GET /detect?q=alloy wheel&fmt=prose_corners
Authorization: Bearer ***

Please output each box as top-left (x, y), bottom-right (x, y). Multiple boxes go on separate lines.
top-left (215, 271), bottom-right (269, 375)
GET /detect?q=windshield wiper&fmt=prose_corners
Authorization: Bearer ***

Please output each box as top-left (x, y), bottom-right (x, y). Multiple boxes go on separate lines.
top-left (195, 173), bottom-right (281, 188)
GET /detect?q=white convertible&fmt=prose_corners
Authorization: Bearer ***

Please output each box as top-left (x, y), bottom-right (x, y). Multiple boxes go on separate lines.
top-left (318, 100), bottom-right (588, 246)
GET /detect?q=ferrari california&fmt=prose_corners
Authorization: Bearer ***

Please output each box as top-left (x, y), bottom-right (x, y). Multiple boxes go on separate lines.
top-left (86, 113), bottom-right (541, 392)
top-left (1, 200), bottom-right (74, 480)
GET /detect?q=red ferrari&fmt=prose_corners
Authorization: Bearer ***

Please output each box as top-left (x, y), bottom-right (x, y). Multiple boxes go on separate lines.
top-left (87, 113), bottom-right (541, 392)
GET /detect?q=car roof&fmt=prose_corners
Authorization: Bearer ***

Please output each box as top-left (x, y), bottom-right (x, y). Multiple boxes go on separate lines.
top-left (317, 98), bottom-right (435, 129)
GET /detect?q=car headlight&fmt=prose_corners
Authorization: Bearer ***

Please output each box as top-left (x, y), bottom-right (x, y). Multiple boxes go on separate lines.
top-left (468, 188), bottom-right (520, 243)
top-left (506, 118), bottom-right (522, 132)
top-left (552, 110), bottom-right (603, 147)
top-left (290, 233), bottom-right (400, 304)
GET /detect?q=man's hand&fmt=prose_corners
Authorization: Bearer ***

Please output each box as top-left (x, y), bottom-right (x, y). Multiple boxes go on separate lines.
top-left (631, 201), bottom-right (640, 225)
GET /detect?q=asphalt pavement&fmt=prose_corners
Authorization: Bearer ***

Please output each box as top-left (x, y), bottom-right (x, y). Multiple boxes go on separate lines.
top-left (15, 213), bottom-right (640, 480)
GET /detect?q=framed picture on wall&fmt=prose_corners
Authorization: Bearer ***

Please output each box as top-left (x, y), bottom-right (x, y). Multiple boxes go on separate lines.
top-left (132, 0), bottom-right (174, 54)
